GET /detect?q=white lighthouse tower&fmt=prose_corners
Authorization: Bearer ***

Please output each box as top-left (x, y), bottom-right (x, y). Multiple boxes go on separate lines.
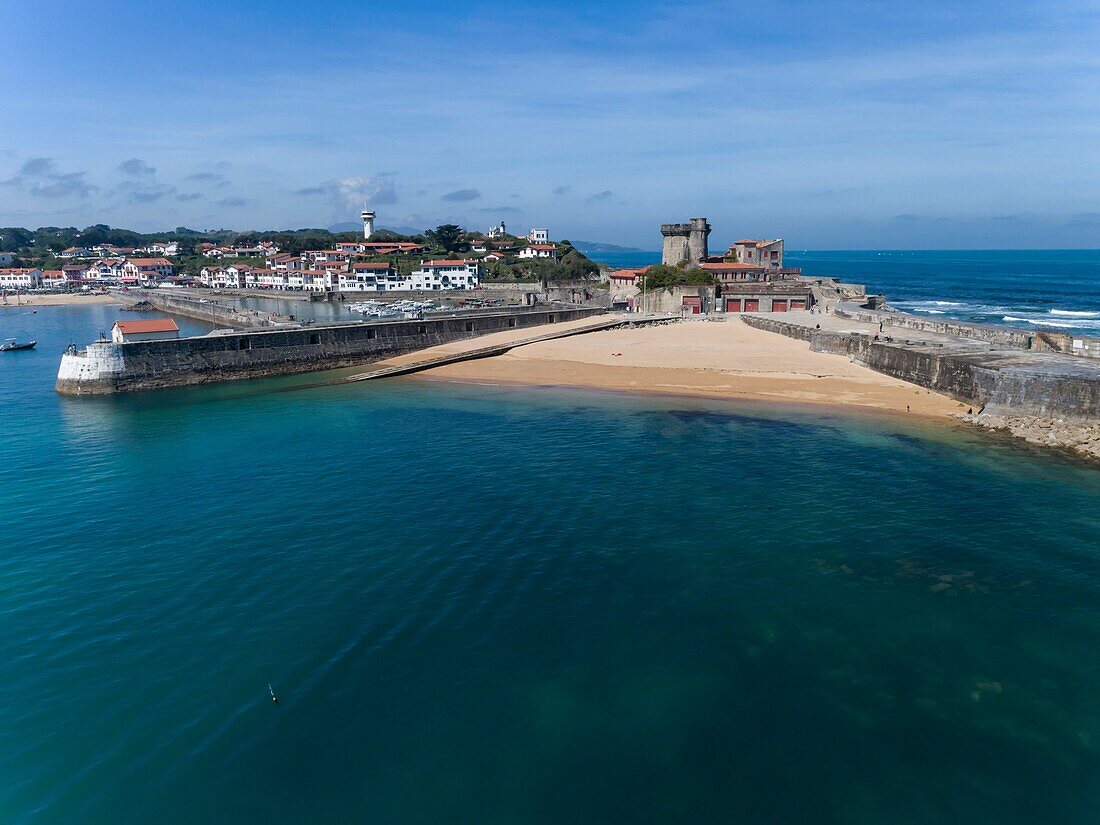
top-left (361, 210), bottom-right (376, 240)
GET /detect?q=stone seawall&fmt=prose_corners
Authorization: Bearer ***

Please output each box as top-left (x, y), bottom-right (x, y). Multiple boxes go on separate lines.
top-left (740, 315), bottom-right (1100, 421)
top-left (57, 307), bottom-right (603, 395)
top-left (835, 304), bottom-right (1035, 348)
top-left (836, 303), bottom-right (1100, 360)
top-left (118, 290), bottom-right (292, 328)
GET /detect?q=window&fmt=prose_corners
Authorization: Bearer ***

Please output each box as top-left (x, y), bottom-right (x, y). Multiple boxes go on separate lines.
top-left (309, 333), bottom-right (320, 345)
top-left (465, 321), bottom-right (474, 332)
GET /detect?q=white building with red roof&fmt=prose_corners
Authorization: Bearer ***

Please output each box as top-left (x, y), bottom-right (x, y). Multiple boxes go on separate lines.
top-left (123, 257), bottom-right (175, 283)
top-left (0, 268), bottom-right (43, 290)
top-left (111, 318), bottom-right (180, 343)
top-left (518, 243), bottom-right (558, 260)
top-left (409, 260), bottom-right (481, 290)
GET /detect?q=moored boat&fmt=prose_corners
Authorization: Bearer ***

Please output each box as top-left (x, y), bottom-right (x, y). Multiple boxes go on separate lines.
top-left (0, 339), bottom-right (36, 351)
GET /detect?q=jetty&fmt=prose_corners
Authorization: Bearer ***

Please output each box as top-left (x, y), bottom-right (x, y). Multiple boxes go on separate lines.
top-left (343, 314), bottom-right (674, 382)
top-left (56, 306), bottom-right (608, 395)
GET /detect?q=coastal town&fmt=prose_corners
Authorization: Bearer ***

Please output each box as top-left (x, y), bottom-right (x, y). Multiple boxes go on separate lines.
top-left (2, 212), bottom-right (1099, 462)
top-left (0, 215), bottom-right (590, 297)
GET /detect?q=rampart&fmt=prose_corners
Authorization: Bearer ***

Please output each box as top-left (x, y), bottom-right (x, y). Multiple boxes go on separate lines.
top-left (57, 307), bottom-right (603, 395)
top-left (741, 315), bottom-right (1100, 420)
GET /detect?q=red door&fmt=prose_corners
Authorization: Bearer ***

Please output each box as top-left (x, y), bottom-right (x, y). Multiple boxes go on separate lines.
top-left (790, 300), bottom-right (805, 310)
top-left (772, 300), bottom-right (788, 312)
top-left (743, 299), bottom-right (759, 312)
top-left (682, 296), bottom-right (702, 314)
top-left (726, 298), bottom-right (741, 312)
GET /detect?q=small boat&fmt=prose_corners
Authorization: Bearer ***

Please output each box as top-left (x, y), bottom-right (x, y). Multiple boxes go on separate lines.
top-left (0, 339), bottom-right (36, 352)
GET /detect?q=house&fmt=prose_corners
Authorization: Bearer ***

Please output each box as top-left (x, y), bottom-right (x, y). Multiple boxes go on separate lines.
top-left (84, 259), bottom-right (125, 281)
top-left (203, 247), bottom-right (230, 259)
top-left (608, 267), bottom-right (646, 307)
top-left (58, 247), bottom-right (93, 259)
top-left (123, 257), bottom-right (175, 283)
top-left (483, 252), bottom-right (507, 263)
top-left (528, 228), bottom-right (549, 244)
top-left (111, 318), bottom-right (180, 343)
top-left (200, 266), bottom-right (247, 289)
top-left (518, 243), bottom-right (558, 260)
top-left (699, 261), bottom-right (768, 284)
top-left (271, 253), bottom-right (304, 271)
top-left (334, 242), bottom-right (365, 254)
top-left (360, 242), bottom-right (426, 256)
top-left (0, 252), bottom-right (13, 266)
top-left (41, 270), bottom-right (65, 289)
top-left (408, 260), bottom-right (481, 291)
top-left (316, 259), bottom-right (350, 273)
top-left (340, 262), bottom-right (395, 292)
top-left (141, 242), bottom-right (179, 256)
top-left (0, 268), bottom-right (43, 290)
top-left (487, 221), bottom-right (507, 239)
top-left (728, 239), bottom-right (784, 270)
top-left (304, 249), bottom-right (351, 264)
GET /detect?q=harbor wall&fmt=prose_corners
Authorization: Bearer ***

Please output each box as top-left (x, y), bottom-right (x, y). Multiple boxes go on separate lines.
top-left (835, 304), bottom-right (1035, 348)
top-left (57, 307), bottom-right (603, 395)
top-left (117, 290), bottom-right (292, 328)
top-left (741, 315), bottom-right (1100, 420)
top-left (837, 303), bottom-right (1100, 361)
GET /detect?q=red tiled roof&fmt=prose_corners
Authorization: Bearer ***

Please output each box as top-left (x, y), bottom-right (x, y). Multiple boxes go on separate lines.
top-left (114, 318), bottom-right (179, 334)
top-left (352, 262), bottom-right (392, 270)
top-left (421, 260), bottom-right (474, 267)
top-left (700, 262), bottom-right (766, 271)
top-left (128, 258), bottom-right (172, 266)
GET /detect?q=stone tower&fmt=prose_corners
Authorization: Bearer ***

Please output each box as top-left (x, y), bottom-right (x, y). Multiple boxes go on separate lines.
top-left (687, 217), bottom-right (710, 263)
top-left (661, 217), bottom-right (710, 266)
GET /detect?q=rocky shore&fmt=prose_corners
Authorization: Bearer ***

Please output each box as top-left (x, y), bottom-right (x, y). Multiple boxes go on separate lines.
top-left (960, 412), bottom-right (1100, 462)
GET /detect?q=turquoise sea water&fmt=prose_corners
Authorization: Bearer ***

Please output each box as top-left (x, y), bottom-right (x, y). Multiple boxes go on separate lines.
top-left (592, 249), bottom-right (1100, 337)
top-left (2, 293), bottom-right (1100, 823)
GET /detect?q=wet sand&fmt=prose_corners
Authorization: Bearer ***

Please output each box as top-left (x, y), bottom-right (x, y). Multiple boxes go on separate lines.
top-left (2, 293), bottom-right (121, 307)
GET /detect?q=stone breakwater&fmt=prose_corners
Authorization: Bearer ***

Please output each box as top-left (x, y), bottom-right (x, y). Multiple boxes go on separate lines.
top-left (740, 312), bottom-right (1100, 459)
top-left (959, 413), bottom-right (1100, 462)
top-left (57, 307), bottom-right (603, 395)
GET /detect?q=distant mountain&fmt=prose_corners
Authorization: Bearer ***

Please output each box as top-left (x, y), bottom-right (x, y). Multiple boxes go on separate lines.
top-left (570, 240), bottom-right (646, 254)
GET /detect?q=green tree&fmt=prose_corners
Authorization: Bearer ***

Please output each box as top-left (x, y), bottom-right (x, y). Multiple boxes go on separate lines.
top-left (425, 224), bottom-right (463, 253)
top-left (636, 264), bottom-right (715, 292)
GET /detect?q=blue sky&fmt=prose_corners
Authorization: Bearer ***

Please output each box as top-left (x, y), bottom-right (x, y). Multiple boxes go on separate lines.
top-left (1, 0), bottom-right (1099, 248)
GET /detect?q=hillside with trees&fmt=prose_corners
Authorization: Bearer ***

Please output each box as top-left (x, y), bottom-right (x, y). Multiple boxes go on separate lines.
top-left (0, 224), bottom-right (602, 283)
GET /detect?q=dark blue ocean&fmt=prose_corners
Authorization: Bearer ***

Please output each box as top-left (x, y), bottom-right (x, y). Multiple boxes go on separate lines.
top-left (592, 249), bottom-right (1100, 337)
top-left (2, 269), bottom-right (1100, 823)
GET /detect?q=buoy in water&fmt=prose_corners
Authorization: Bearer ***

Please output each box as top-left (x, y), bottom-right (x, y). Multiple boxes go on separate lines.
top-left (268, 683), bottom-right (279, 706)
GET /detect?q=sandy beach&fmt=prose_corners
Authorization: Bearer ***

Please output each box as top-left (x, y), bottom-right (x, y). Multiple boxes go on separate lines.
top-left (1, 293), bottom-right (121, 307)
top-left (381, 315), bottom-right (963, 417)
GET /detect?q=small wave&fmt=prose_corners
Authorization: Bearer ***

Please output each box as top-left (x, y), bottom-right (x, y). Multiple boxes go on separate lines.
top-left (914, 309), bottom-right (946, 314)
top-left (1049, 309), bottom-right (1100, 317)
top-left (1002, 316), bottom-right (1098, 330)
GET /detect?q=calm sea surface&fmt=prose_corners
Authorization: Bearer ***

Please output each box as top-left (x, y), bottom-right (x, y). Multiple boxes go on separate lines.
top-left (2, 284), bottom-right (1100, 823)
top-left (592, 249), bottom-right (1100, 337)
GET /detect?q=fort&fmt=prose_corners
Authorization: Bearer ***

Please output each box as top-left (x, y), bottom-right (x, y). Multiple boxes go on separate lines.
top-left (660, 218), bottom-right (711, 265)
